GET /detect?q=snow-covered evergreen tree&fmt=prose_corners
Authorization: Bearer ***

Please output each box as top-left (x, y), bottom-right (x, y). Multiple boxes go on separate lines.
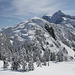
top-left (11, 57), bottom-right (20, 70)
top-left (36, 56), bottom-right (42, 67)
top-left (57, 50), bottom-right (63, 62)
top-left (50, 52), bottom-right (56, 61)
top-left (28, 51), bottom-right (34, 71)
top-left (18, 45), bottom-right (28, 71)
top-left (22, 61), bottom-right (28, 71)
top-left (3, 57), bottom-right (9, 69)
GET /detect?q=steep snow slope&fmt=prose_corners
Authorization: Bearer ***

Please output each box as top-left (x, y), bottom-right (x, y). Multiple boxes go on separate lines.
top-left (61, 17), bottom-right (75, 35)
top-left (3, 17), bottom-right (47, 47)
top-left (45, 23), bottom-right (75, 51)
top-left (3, 17), bottom-right (59, 52)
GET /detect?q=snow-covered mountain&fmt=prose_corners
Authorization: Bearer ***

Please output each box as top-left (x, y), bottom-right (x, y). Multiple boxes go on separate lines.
top-left (42, 10), bottom-right (75, 50)
top-left (43, 10), bottom-right (75, 26)
top-left (42, 10), bottom-right (75, 35)
top-left (2, 16), bottom-right (75, 61)
top-left (0, 10), bottom-right (75, 73)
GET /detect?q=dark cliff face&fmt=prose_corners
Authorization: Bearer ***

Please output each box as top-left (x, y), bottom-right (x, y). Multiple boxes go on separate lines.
top-left (45, 25), bottom-right (56, 40)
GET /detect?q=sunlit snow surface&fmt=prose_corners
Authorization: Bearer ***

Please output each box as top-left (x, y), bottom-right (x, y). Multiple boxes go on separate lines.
top-left (0, 61), bottom-right (75, 75)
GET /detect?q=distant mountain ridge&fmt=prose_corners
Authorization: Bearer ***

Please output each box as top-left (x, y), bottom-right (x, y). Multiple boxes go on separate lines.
top-left (42, 10), bottom-right (75, 43)
top-left (42, 10), bottom-right (75, 27)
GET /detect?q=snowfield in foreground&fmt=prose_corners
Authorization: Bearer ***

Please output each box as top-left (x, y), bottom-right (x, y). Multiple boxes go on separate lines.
top-left (0, 61), bottom-right (75, 75)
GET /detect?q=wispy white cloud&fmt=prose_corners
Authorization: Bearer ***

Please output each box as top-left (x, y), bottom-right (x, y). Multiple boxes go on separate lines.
top-left (0, 0), bottom-right (73, 20)
top-left (1, 0), bottom-right (75, 29)
top-left (63, 10), bottom-right (75, 16)
top-left (11, 0), bottom-right (62, 16)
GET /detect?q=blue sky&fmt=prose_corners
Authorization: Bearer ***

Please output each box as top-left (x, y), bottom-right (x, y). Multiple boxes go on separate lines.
top-left (0, 0), bottom-right (75, 29)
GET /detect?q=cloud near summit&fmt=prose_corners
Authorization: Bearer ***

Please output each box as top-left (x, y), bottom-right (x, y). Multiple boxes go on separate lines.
top-left (0, 0), bottom-right (75, 20)
top-left (9, 0), bottom-right (64, 17)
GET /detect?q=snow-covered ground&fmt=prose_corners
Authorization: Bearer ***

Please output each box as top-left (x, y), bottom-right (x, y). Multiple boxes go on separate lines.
top-left (0, 61), bottom-right (75, 75)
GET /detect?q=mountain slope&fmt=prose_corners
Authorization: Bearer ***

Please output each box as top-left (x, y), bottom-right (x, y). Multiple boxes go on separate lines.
top-left (42, 10), bottom-right (75, 25)
top-left (2, 17), bottom-right (75, 60)
top-left (42, 10), bottom-right (75, 50)
top-left (42, 10), bottom-right (75, 34)
top-left (0, 31), bottom-right (15, 60)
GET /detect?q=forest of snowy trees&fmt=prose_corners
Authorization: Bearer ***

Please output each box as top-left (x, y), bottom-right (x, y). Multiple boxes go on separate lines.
top-left (0, 39), bottom-right (72, 72)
